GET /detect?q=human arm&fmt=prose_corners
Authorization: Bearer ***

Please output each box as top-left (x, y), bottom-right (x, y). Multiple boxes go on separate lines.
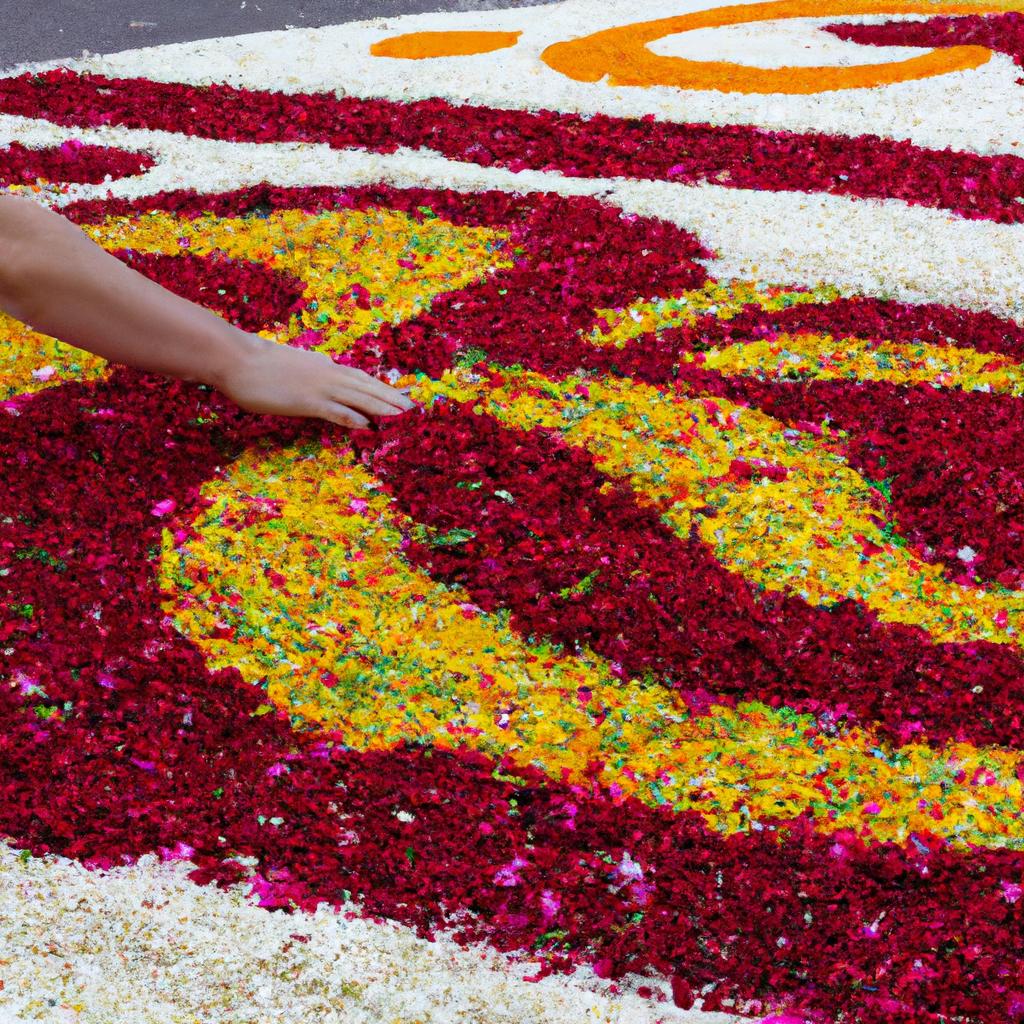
top-left (0, 193), bottom-right (414, 426)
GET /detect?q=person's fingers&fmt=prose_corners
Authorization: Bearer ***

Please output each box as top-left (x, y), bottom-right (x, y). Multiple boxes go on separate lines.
top-left (321, 402), bottom-right (371, 429)
top-left (334, 363), bottom-right (417, 410)
top-left (334, 388), bottom-right (411, 420)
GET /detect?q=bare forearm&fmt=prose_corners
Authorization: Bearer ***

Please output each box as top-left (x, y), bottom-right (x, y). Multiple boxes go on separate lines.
top-left (0, 193), bottom-right (252, 388)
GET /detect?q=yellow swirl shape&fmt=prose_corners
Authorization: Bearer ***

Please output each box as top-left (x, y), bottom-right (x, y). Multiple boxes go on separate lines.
top-left (0, 205), bottom-right (509, 401)
top-left (589, 280), bottom-right (845, 348)
top-left (701, 331), bottom-right (1024, 394)
top-left (590, 281), bottom-right (1024, 396)
top-left (161, 439), bottom-right (1024, 849)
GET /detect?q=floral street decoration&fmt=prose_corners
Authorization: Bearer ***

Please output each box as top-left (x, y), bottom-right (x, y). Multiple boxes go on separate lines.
top-left (2, 5), bottom-right (1024, 1022)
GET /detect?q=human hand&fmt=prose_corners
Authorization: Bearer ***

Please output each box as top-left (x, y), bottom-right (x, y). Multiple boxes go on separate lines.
top-left (216, 334), bottom-right (417, 426)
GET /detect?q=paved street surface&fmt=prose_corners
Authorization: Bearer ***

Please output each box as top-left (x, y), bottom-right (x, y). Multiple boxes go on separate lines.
top-left (1, 0), bottom-right (555, 70)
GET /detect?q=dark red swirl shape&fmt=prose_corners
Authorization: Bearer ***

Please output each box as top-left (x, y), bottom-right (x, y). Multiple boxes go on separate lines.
top-left (0, 138), bottom-right (153, 186)
top-left (0, 367), bottom-right (1021, 1024)
top-left (358, 399), bottom-right (1024, 751)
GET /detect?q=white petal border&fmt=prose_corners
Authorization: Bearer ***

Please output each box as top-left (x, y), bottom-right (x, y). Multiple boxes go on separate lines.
top-left (0, 843), bottom-right (746, 1024)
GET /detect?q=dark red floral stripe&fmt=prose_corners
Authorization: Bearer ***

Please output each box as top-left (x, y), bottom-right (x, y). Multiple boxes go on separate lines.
top-left (60, 181), bottom-right (546, 230)
top-left (0, 138), bottom-right (153, 185)
top-left (6, 67), bottom-right (1024, 222)
top-left (358, 398), bottom-right (1024, 750)
top-left (827, 12), bottom-right (1024, 78)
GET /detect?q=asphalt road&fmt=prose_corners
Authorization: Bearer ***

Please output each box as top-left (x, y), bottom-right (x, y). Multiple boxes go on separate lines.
top-left (1, 0), bottom-right (557, 70)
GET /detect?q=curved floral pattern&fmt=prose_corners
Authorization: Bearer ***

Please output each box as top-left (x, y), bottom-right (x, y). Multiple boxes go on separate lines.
top-left (4, 10), bottom-right (1024, 1022)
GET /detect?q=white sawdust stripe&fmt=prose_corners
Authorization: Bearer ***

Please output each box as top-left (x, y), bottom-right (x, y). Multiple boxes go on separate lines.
top-left (2, 113), bottom-right (1024, 322)
top-left (0, 844), bottom-right (745, 1024)
top-left (10, 0), bottom-right (1024, 158)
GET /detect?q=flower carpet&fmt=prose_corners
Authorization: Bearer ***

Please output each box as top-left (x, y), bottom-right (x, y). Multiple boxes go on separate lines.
top-left (2, 2), bottom-right (1024, 1021)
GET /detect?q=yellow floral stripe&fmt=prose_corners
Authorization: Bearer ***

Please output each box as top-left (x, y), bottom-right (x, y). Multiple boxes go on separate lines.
top-left (161, 441), bottom-right (1024, 850)
top-left (698, 331), bottom-right (1024, 394)
top-left (0, 313), bottom-right (108, 401)
top-left (417, 366), bottom-right (1024, 646)
top-left (589, 281), bottom-right (1024, 396)
top-left (587, 280), bottom-right (842, 349)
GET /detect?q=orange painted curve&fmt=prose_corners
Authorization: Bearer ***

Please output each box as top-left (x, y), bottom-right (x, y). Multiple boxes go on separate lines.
top-left (371, 30), bottom-right (522, 59)
top-left (540, 1), bottom-right (1019, 94)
